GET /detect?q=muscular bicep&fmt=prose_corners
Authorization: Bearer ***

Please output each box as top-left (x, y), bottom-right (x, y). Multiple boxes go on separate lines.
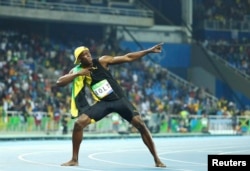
top-left (56, 68), bottom-right (75, 87)
top-left (99, 55), bottom-right (131, 68)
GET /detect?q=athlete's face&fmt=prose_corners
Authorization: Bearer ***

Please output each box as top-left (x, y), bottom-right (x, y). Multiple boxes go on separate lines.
top-left (79, 50), bottom-right (92, 66)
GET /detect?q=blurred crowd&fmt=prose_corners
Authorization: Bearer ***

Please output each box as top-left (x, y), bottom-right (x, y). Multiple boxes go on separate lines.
top-left (205, 39), bottom-right (250, 76)
top-left (194, 0), bottom-right (250, 24)
top-left (194, 0), bottom-right (250, 76)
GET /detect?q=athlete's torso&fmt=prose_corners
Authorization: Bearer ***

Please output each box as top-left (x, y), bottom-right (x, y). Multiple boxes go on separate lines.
top-left (90, 58), bottom-right (125, 101)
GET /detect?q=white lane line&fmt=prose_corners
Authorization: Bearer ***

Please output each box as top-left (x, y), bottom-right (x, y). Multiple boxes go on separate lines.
top-left (18, 151), bottom-right (102, 171)
top-left (219, 149), bottom-right (250, 154)
top-left (88, 150), bottom-right (194, 171)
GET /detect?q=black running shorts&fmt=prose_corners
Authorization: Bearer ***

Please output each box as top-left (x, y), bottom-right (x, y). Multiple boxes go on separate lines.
top-left (79, 97), bottom-right (139, 122)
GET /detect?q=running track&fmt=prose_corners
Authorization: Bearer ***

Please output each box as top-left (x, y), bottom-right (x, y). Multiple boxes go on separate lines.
top-left (0, 136), bottom-right (250, 171)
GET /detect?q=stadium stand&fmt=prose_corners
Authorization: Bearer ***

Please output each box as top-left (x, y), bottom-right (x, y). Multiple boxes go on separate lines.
top-left (193, 0), bottom-right (250, 77)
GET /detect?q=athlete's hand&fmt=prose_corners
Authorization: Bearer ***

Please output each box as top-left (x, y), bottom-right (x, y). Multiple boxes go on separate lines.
top-left (149, 42), bottom-right (164, 53)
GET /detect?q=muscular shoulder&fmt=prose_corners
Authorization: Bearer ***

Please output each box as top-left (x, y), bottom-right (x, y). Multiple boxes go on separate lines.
top-left (99, 55), bottom-right (113, 63)
top-left (98, 55), bottom-right (113, 68)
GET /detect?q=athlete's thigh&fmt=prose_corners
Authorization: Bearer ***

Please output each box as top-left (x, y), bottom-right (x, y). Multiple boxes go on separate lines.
top-left (85, 101), bottom-right (111, 122)
top-left (114, 97), bottom-right (139, 122)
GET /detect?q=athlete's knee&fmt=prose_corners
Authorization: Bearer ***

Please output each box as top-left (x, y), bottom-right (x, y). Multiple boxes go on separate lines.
top-left (74, 114), bottom-right (91, 131)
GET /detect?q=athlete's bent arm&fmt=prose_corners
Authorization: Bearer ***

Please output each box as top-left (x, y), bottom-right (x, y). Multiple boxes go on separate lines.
top-left (56, 68), bottom-right (91, 87)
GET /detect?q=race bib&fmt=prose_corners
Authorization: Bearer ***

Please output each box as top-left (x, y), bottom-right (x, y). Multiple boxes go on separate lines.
top-left (91, 79), bottom-right (113, 99)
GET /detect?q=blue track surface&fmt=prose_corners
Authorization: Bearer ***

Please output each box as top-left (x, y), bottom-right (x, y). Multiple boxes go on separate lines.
top-left (0, 136), bottom-right (250, 171)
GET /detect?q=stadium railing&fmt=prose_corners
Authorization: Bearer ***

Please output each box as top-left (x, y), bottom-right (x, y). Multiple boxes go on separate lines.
top-left (0, 110), bottom-right (249, 135)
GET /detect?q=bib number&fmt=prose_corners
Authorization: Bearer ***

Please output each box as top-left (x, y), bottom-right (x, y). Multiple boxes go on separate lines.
top-left (91, 79), bottom-right (113, 99)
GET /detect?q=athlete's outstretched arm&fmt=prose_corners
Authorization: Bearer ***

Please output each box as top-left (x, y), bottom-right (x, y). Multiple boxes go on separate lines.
top-left (99, 42), bottom-right (164, 67)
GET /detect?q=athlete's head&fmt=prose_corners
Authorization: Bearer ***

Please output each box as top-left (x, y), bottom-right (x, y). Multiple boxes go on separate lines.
top-left (74, 46), bottom-right (92, 66)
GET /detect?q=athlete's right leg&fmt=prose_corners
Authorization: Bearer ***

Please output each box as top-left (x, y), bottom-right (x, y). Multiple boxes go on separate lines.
top-left (61, 114), bottom-right (91, 166)
top-left (131, 115), bottom-right (166, 167)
